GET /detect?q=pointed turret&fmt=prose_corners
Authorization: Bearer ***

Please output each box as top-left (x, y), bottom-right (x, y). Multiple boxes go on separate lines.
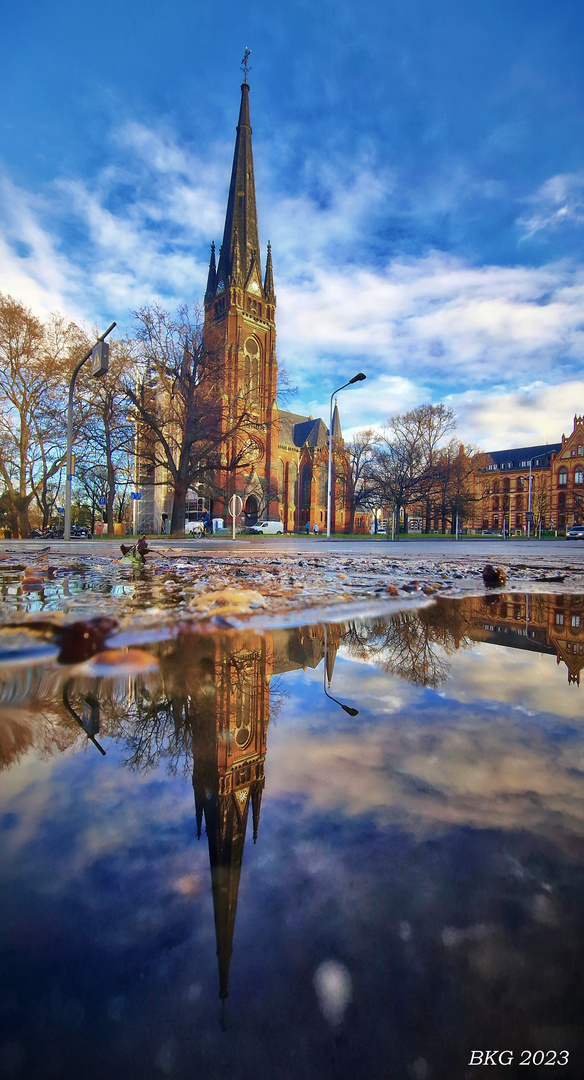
top-left (215, 81), bottom-right (263, 295)
top-left (205, 242), bottom-right (217, 303)
top-left (264, 242), bottom-right (275, 301)
top-left (331, 402), bottom-right (342, 441)
top-left (251, 781), bottom-right (263, 842)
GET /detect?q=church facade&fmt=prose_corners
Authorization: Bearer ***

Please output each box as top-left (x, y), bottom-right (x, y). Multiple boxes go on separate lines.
top-left (201, 76), bottom-right (354, 533)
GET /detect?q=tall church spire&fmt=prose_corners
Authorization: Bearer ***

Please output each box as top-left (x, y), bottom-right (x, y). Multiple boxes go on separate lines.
top-left (215, 81), bottom-right (263, 294)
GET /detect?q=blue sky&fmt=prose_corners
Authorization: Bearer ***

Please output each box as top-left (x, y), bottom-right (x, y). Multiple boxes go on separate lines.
top-left (2, 0), bottom-right (584, 448)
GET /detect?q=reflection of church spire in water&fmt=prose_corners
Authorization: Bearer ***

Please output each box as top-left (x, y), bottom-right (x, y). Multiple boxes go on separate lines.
top-left (190, 632), bottom-right (270, 1000)
top-left (188, 625), bottom-right (342, 1002)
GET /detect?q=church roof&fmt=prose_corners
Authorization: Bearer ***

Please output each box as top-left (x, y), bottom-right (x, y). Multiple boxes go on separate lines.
top-left (306, 418), bottom-right (329, 448)
top-left (278, 410), bottom-right (332, 450)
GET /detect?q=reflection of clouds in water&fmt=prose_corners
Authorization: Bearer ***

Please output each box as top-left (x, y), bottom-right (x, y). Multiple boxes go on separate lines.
top-left (337, 638), bottom-right (584, 721)
top-left (313, 960), bottom-right (352, 1028)
top-left (270, 655), bottom-right (584, 838)
top-left (0, 743), bottom-right (204, 941)
top-left (442, 643), bottom-right (579, 719)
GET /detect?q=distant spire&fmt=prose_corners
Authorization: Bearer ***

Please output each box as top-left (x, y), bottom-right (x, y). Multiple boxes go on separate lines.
top-left (331, 401), bottom-right (342, 441)
top-left (205, 241), bottom-right (217, 303)
top-left (263, 242), bottom-right (275, 301)
top-left (216, 79), bottom-right (263, 295)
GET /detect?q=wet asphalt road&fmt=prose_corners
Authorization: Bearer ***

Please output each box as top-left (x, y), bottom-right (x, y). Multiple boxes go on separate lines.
top-left (3, 535), bottom-right (584, 563)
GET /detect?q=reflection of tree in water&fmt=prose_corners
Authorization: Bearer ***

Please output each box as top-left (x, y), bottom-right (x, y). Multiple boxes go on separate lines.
top-left (344, 599), bottom-right (475, 688)
top-left (107, 632), bottom-right (286, 777)
top-left (0, 667), bottom-right (83, 769)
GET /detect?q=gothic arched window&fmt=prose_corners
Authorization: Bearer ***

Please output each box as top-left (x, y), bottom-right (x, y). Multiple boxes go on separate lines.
top-left (318, 467), bottom-right (327, 505)
top-left (559, 467), bottom-right (568, 486)
top-left (288, 461), bottom-right (297, 505)
top-left (301, 464), bottom-right (311, 508)
top-left (244, 337), bottom-right (261, 398)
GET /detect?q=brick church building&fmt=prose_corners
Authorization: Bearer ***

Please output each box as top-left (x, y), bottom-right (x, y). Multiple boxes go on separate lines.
top-left (200, 74), bottom-right (353, 533)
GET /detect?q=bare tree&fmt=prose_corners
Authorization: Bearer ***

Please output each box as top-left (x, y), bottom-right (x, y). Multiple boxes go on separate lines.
top-left (124, 303), bottom-right (267, 534)
top-left (0, 295), bottom-right (87, 536)
top-left (531, 471), bottom-right (549, 533)
top-left (368, 405), bottom-right (454, 536)
top-left (77, 341), bottom-right (135, 532)
top-left (431, 442), bottom-right (487, 533)
top-left (347, 428), bottom-right (377, 532)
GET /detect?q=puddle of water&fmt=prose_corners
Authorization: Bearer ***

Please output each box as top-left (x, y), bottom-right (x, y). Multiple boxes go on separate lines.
top-left (1, 593), bottom-right (584, 1079)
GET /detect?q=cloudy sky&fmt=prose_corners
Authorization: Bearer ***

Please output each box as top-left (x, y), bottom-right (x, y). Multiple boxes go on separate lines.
top-left (2, 0), bottom-right (584, 448)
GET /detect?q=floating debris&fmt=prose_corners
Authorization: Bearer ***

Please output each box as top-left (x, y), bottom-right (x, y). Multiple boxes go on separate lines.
top-left (482, 564), bottom-right (507, 587)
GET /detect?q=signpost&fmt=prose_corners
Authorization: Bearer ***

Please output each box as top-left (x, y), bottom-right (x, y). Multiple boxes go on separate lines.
top-left (99, 497), bottom-right (107, 506)
top-left (229, 494), bottom-right (243, 542)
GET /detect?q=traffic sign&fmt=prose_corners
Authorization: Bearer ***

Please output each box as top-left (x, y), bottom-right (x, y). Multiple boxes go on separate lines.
top-left (131, 492), bottom-right (142, 500)
top-left (57, 507), bottom-right (64, 514)
top-left (98, 497), bottom-right (107, 506)
top-left (229, 494), bottom-right (243, 517)
top-left (526, 511), bottom-right (534, 522)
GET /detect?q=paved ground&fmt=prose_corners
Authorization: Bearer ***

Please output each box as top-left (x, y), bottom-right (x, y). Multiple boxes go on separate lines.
top-left (2, 535), bottom-right (584, 633)
top-left (4, 536), bottom-right (584, 563)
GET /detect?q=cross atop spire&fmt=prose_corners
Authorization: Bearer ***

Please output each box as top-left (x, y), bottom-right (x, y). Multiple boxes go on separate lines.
top-left (241, 46), bottom-right (252, 84)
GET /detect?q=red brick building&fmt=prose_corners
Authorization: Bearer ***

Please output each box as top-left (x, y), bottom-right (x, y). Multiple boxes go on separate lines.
top-left (202, 77), bottom-right (353, 532)
top-left (472, 416), bottom-right (584, 536)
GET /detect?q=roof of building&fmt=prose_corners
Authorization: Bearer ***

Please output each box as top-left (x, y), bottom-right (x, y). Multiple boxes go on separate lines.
top-left (484, 443), bottom-right (562, 470)
top-left (278, 410), bottom-right (332, 451)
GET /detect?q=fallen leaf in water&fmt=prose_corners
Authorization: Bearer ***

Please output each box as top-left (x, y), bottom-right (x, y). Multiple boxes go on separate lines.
top-left (191, 587), bottom-right (266, 616)
top-left (85, 648), bottom-right (159, 676)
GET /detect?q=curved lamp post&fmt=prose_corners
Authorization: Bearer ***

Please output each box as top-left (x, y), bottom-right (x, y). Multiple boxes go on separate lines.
top-left (65, 322), bottom-right (116, 541)
top-left (326, 372), bottom-right (366, 540)
top-left (323, 625), bottom-right (359, 715)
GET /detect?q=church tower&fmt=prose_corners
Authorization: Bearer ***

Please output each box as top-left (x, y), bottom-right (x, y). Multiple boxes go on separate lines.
top-left (204, 68), bottom-right (279, 525)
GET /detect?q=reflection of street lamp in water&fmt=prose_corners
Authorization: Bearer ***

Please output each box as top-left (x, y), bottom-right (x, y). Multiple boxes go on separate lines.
top-left (322, 625), bottom-right (358, 716)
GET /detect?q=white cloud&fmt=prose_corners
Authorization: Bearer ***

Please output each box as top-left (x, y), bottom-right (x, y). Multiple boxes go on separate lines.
top-left (519, 171), bottom-right (584, 239)
top-left (448, 379), bottom-right (584, 450)
top-left (2, 129), bottom-right (584, 449)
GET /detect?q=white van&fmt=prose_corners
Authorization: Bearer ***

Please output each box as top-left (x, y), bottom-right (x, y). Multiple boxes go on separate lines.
top-left (248, 520), bottom-right (284, 535)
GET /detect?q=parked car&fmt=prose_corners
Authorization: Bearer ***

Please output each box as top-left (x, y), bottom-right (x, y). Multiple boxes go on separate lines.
top-left (481, 529), bottom-right (503, 537)
top-left (567, 525), bottom-right (584, 539)
top-left (248, 520), bottom-right (284, 535)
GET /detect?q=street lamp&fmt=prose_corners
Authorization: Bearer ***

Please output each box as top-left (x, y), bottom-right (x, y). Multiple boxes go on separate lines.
top-left (527, 458), bottom-right (534, 539)
top-left (64, 323), bottom-right (116, 541)
top-left (323, 625), bottom-right (359, 715)
top-left (326, 372), bottom-right (366, 540)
